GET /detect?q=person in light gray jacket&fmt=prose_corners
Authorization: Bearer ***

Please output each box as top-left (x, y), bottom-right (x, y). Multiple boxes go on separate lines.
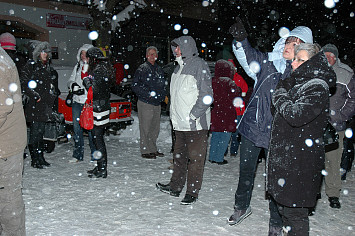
top-left (156, 36), bottom-right (213, 205)
top-left (322, 44), bottom-right (355, 209)
top-left (67, 44), bottom-right (96, 163)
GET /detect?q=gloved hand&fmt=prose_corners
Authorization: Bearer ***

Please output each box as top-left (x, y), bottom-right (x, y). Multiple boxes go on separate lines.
top-left (82, 76), bottom-right (93, 90)
top-left (71, 82), bottom-right (85, 95)
top-left (71, 82), bottom-right (80, 92)
top-left (229, 17), bottom-right (248, 41)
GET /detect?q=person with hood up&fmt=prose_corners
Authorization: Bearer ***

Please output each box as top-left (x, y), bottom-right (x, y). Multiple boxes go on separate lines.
top-left (227, 17), bottom-right (314, 228)
top-left (20, 41), bottom-right (59, 169)
top-left (267, 43), bottom-right (336, 236)
top-left (322, 44), bottom-right (355, 209)
top-left (208, 59), bottom-right (242, 165)
top-left (83, 47), bottom-right (114, 178)
top-left (156, 36), bottom-right (213, 205)
top-left (67, 44), bottom-right (96, 163)
top-left (0, 46), bottom-right (27, 236)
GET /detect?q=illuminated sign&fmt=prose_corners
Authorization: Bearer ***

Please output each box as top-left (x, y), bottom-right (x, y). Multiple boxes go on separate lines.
top-left (46, 13), bottom-right (90, 30)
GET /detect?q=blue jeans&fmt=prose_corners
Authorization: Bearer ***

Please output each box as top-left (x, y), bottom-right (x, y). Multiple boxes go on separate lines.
top-left (226, 115), bottom-right (242, 155)
top-left (209, 132), bottom-right (232, 162)
top-left (235, 135), bottom-right (266, 209)
top-left (72, 102), bottom-right (95, 160)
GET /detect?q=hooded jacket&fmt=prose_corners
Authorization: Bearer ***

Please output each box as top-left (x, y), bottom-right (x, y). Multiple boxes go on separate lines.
top-left (169, 36), bottom-right (212, 131)
top-left (267, 52), bottom-right (336, 208)
top-left (210, 60), bottom-right (242, 132)
top-left (20, 41), bottom-right (58, 122)
top-left (67, 44), bottom-right (93, 104)
top-left (328, 58), bottom-right (355, 131)
top-left (0, 47), bottom-right (27, 158)
top-left (232, 26), bottom-right (313, 148)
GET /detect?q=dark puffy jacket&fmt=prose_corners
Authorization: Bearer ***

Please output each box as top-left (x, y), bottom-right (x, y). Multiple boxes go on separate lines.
top-left (20, 59), bottom-right (58, 122)
top-left (83, 61), bottom-right (113, 126)
top-left (132, 61), bottom-right (166, 106)
top-left (233, 39), bottom-right (292, 149)
top-left (267, 52), bottom-right (336, 208)
top-left (210, 60), bottom-right (241, 132)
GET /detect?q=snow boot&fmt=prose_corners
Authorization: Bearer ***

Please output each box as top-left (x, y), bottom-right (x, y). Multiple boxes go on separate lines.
top-left (29, 145), bottom-right (43, 169)
top-left (38, 151), bottom-right (50, 167)
top-left (88, 158), bottom-right (107, 178)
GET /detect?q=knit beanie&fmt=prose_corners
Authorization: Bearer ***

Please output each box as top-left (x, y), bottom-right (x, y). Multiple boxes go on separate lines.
top-left (288, 26), bottom-right (313, 44)
top-left (322, 43), bottom-right (339, 59)
top-left (0, 32), bottom-right (16, 50)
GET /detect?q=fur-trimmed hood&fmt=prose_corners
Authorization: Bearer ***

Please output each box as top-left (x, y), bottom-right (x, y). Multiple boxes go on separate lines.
top-left (76, 44), bottom-right (93, 62)
top-left (31, 41), bottom-right (52, 61)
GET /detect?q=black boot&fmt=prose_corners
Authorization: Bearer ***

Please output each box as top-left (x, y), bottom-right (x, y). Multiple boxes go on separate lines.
top-left (29, 145), bottom-right (43, 169)
top-left (87, 166), bottom-right (98, 174)
top-left (88, 159), bottom-right (107, 178)
top-left (38, 151), bottom-right (50, 167)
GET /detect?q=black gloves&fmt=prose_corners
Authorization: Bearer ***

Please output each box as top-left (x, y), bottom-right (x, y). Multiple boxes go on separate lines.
top-left (229, 17), bottom-right (248, 41)
top-left (82, 77), bottom-right (92, 90)
top-left (71, 82), bottom-right (79, 91)
top-left (71, 82), bottom-right (85, 95)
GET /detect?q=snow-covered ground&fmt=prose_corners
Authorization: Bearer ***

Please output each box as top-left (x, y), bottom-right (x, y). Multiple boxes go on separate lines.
top-left (23, 112), bottom-right (355, 236)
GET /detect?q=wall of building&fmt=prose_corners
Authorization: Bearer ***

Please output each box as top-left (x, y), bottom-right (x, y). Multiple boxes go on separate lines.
top-left (0, 1), bottom-right (91, 68)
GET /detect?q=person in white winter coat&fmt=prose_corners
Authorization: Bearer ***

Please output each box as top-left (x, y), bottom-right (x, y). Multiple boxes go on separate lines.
top-left (67, 44), bottom-right (96, 163)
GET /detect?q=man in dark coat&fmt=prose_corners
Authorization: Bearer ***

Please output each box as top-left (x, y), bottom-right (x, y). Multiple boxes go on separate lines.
top-left (267, 43), bottom-right (336, 235)
top-left (20, 41), bottom-right (58, 168)
top-left (132, 46), bottom-right (167, 159)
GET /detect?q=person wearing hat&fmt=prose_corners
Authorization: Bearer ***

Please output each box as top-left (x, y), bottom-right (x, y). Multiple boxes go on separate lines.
top-left (227, 17), bottom-right (313, 234)
top-left (20, 41), bottom-right (59, 169)
top-left (82, 47), bottom-right (115, 178)
top-left (0, 32), bottom-right (27, 74)
top-left (322, 43), bottom-right (355, 209)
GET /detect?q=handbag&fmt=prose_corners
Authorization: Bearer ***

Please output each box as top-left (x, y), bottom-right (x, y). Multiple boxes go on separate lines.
top-left (65, 91), bottom-right (74, 107)
top-left (323, 122), bottom-right (339, 145)
top-left (79, 99), bottom-right (94, 130)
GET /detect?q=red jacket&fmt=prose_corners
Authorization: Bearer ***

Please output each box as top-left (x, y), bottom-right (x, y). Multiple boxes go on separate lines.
top-left (210, 60), bottom-right (242, 132)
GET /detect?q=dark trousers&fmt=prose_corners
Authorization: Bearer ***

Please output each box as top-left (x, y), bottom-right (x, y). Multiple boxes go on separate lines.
top-left (234, 135), bottom-right (266, 209)
top-left (92, 126), bottom-right (107, 162)
top-left (28, 121), bottom-right (46, 160)
top-left (170, 130), bottom-right (208, 197)
top-left (269, 197), bottom-right (309, 236)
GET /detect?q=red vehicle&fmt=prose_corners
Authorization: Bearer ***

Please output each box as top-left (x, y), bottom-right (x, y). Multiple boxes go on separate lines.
top-left (58, 92), bottom-right (133, 134)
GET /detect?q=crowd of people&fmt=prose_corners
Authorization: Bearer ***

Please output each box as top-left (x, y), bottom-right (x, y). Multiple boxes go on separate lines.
top-left (1, 14), bottom-right (354, 235)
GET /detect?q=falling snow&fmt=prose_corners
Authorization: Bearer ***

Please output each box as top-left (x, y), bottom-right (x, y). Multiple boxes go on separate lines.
top-left (22, 113), bottom-right (355, 235)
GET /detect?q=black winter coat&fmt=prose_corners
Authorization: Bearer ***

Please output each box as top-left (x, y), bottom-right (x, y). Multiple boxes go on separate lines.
top-left (132, 61), bottom-right (166, 106)
top-left (267, 52), bottom-right (336, 208)
top-left (20, 60), bottom-right (59, 123)
top-left (83, 61), bottom-right (113, 126)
